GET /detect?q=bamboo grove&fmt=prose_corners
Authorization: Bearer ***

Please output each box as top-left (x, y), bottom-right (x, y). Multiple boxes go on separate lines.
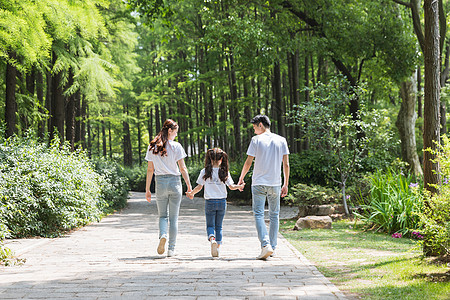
top-left (0, 0), bottom-right (446, 182)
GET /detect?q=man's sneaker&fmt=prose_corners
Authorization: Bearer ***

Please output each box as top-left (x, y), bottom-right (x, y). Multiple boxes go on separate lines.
top-left (167, 249), bottom-right (175, 257)
top-left (270, 249), bottom-right (276, 257)
top-left (257, 245), bottom-right (273, 260)
top-left (211, 239), bottom-right (218, 257)
top-left (157, 237), bottom-right (166, 255)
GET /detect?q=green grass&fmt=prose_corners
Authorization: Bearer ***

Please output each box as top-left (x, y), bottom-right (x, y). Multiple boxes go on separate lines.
top-left (280, 219), bottom-right (450, 300)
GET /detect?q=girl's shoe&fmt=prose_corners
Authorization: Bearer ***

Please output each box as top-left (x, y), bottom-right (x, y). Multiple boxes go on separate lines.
top-left (211, 239), bottom-right (218, 257)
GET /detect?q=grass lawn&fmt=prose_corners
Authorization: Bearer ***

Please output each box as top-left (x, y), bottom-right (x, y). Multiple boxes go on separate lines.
top-left (280, 219), bottom-right (450, 300)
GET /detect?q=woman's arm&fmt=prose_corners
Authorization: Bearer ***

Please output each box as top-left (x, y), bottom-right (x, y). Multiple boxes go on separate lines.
top-left (177, 158), bottom-right (192, 192)
top-left (145, 161), bottom-right (155, 202)
top-left (186, 184), bottom-right (203, 199)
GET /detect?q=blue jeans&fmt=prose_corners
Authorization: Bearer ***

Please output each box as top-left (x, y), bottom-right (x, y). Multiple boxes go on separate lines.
top-left (205, 199), bottom-right (227, 245)
top-left (155, 175), bottom-right (182, 250)
top-left (252, 185), bottom-right (281, 249)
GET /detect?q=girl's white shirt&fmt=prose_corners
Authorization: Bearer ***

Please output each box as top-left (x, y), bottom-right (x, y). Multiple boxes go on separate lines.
top-left (145, 140), bottom-right (187, 175)
top-left (196, 168), bottom-right (234, 199)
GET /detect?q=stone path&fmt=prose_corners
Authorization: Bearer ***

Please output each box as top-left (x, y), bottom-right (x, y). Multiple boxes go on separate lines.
top-left (1, 192), bottom-right (346, 299)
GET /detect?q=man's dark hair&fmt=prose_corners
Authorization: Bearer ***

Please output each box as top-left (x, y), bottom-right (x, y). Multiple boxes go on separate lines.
top-left (250, 115), bottom-right (271, 128)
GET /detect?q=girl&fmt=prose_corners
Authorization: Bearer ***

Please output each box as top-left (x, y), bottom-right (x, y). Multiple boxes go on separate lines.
top-left (186, 148), bottom-right (244, 257)
top-left (145, 119), bottom-right (192, 257)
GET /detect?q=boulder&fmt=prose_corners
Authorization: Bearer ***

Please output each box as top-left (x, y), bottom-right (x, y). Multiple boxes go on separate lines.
top-left (297, 205), bottom-right (335, 217)
top-left (294, 216), bottom-right (332, 230)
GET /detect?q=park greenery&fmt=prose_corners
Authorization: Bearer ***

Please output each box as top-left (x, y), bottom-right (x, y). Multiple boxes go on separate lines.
top-left (0, 0), bottom-right (449, 275)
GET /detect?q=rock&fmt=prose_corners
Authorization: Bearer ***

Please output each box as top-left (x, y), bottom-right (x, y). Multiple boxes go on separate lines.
top-left (294, 216), bottom-right (332, 230)
top-left (297, 205), bottom-right (335, 217)
top-left (333, 204), bottom-right (346, 214)
top-left (330, 213), bottom-right (345, 221)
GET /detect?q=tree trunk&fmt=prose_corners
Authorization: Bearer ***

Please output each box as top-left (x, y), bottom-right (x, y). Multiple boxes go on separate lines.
top-left (423, 0), bottom-right (441, 194)
top-left (5, 53), bottom-right (17, 137)
top-left (227, 52), bottom-right (241, 159)
top-left (136, 106), bottom-right (142, 165)
top-left (123, 104), bottom-right (133, 166)
top-left (81, 96), bottom-right (86, 149)
top-left (272, 61), bottom-right (282, 135)
top-left (65, 72), bottom-right (75, 151)
top-left (102, 120), bottom-right (107, 157)
top-left (74, 91), bottom-right (81, 148)
top-left (46, 71), bottom-right (52, 137)
top-left (51, 54), bottom-right (65, 141)
top-left (395, 75), bottom-right (423, 176)
top-left (36, 71), bottom-right (45, 138)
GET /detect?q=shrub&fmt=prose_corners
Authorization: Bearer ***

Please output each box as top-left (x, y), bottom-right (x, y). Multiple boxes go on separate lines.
top-left (417, 135), bottom-right (450, 256)
top-left (354, 168), bottom-right (423, 235)
top-left (0, 133), bottom-right (128, 238)
top-left (92, 158), bottom-right (129, 211)
top-left (123, 164), bottom-right (147, 192)
top-left (289, 151), bottom-right (338, 186)
top-left (284, 183), bottom-right (340, 206)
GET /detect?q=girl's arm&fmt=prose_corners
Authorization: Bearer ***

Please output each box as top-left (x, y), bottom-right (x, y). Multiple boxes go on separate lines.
top-left (177, 158), bottom-right (192, 192)
top-left (186, 184), bottom-right (203, 199)
top-left (228, 183), bottom-right (245, 191)
top-left (145, 161), bottom-right (155, 202)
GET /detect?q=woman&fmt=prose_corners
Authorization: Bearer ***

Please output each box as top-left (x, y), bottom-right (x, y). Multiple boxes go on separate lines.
top-left (145, 119), bottom-right (192, 257)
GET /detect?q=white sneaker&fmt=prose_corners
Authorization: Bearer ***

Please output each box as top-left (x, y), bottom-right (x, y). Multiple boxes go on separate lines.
top-left (211, 239), bottom-right (218, 257)
top-left (167, 249), bottom-right (175, 257)
top-left (257, 245), bottom-right (273, 260)
top-left (270, 249), bottom-right (276, 257)
top-left (157, 237), bottom-right (166, 255)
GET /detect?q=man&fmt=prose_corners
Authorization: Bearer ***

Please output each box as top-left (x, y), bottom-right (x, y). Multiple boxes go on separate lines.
top-left (238, 115), bottom-right (290, 259)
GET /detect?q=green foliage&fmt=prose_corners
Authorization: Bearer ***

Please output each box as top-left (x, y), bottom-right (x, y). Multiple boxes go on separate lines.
top-left (284, 183), bottom-right (340, 207)
top-left (354, 168), bottom-right (423, 235)
top-left (0, 133), bottom-right (128, 238)
top-left (92, 157), bottom-right (129, 211)
top-left (123, 164), bottom-right (147, 192)
top-left (417, 135), bottom-right (450, 256)
top-left (289, 151), bottom-right (338, 186)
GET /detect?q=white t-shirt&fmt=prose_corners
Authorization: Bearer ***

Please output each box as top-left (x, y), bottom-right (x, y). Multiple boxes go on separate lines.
top-left (196, 168), bottom-right (234, 199)
top-left (144, 141), bottom-right (187, 175)
top-left (246, 132), bottom-right (290, 186)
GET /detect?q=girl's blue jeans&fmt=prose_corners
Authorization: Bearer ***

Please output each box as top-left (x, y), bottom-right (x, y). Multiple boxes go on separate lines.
top-left (155, 175), bottom-right (182, 251)
top-left (252, 185), bottom-right (281, 250)
top-left (205, 198), bottom-right (227, 244)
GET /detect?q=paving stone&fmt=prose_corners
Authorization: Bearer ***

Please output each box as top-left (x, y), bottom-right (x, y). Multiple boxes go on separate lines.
top-left (0, 192), bottom-right (346, 299)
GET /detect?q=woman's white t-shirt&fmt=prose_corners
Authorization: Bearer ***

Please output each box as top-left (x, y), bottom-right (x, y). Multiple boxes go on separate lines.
top-left (144, 141), bottom-right (187, 175)
top-left (196, 168), bottom-right (234, 199)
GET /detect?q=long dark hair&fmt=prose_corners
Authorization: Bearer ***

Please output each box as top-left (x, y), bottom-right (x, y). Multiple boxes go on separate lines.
top-left (203, 148), bottom-right (229, 183)
top-left (149, 119), bottom-right (178, 156)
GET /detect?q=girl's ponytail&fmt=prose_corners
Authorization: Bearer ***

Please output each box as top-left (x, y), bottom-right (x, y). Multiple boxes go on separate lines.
top-left (203, 148), bottom-right (229, 183)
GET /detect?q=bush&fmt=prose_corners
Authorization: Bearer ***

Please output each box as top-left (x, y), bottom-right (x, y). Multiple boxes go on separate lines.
top-left (123, 164), bottom-right (147, 192)
top-left (0, 133), bottom-right (128, 238)
top-left (417, 135), bottom-right (450, 256)
top-left (284, 183), bottom-right (340, 207)
top-left (354, 168), bottom-right (423, 235)
top-left (92, 158), bottom-right (129, 211)
top-left (289, 151), bottom-right (338, 186)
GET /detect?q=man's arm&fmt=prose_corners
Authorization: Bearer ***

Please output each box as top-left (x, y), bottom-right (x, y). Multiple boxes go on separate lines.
top-left (238, 155), bottom-right (254, 185)
top-left (281, 154), bottom-right (290, 197)
top-left (145, 161), bottom-right (155, 202)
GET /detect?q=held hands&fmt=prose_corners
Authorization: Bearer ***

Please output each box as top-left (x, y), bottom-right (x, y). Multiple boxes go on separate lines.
top-left (237, 179), bottom-right (245, 192)
top-left (185, 188), bottom-right (194, 199)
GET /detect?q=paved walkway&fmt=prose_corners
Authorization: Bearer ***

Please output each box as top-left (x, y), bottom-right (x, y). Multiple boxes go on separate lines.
top-left (1, 192), bottom-right (346, 300)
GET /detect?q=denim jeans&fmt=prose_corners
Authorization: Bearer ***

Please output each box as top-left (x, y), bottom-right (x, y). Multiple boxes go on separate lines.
top-left (252, 185), bottom-right (281, 249)
top-left (155, 175), bottom-right (182, 250)
top-left (205, 198), bottom-right (227, 245)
